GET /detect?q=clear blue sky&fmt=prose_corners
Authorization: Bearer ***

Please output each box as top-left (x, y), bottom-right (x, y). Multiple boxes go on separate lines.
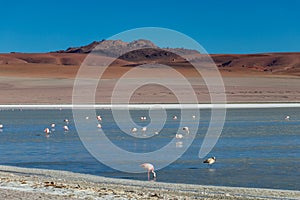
top-left (1, 0), bottom-right (300, 54)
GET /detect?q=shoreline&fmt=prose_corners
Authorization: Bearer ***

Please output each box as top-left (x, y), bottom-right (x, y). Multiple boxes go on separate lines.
top-left (0, 165), bottom-right (299, 199)
top-left (0, 103), bottom-right (300, 109)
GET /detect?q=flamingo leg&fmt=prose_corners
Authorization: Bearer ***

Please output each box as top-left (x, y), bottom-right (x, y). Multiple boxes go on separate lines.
top-left (148, 171), bottom-right (150, 180)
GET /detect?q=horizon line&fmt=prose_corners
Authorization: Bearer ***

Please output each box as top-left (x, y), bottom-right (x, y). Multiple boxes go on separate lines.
top-left (0, 103), bottom-right (300, 109)
top-left (1, 50), bottom-right (300, 55)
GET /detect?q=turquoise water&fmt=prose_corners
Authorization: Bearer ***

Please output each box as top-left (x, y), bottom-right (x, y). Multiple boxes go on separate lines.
top-left (0, 108), bottom-right (299, 190)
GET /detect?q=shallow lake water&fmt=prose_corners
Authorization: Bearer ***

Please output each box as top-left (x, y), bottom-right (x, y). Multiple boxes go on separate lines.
top-left (0, 107), bottom-right (299, 190)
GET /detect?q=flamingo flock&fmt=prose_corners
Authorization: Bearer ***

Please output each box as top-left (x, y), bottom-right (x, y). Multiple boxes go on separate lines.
top-left (42, 114), bottom-right (104, 137)
top-left (3, 110), bottom-right (294, 181)
top-left (0, 110), bottom-right (276, 182)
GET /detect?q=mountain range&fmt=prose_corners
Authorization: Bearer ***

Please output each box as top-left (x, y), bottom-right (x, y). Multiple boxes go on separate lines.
top-left (0, 39), bottom-right (299, 76)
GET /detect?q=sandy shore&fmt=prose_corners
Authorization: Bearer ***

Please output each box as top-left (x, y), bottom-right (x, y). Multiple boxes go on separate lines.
top-left (0, 165), bottom-right (299, 200)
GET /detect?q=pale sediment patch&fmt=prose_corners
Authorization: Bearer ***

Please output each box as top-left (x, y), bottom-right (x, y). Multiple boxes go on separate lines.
top-left (0, 165), bottom-right (299, 200)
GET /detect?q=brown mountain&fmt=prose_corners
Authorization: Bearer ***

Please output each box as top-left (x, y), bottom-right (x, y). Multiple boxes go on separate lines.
top-left (0, 40), bottom-right (300, 76)
top-left (55, 39), bottom-right (199, 61)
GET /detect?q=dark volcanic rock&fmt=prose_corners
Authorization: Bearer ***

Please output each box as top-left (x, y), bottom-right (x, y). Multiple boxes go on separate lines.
top-left (55, 39), bottom-right (200, 61)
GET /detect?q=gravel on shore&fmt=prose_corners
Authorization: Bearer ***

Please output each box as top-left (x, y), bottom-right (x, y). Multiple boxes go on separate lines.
top-left (0, 165), bottom-right (299, 200)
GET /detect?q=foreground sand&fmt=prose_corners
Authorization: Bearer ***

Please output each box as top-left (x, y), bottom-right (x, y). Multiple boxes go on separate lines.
top-left (0, 165), bottom-right (299, 200)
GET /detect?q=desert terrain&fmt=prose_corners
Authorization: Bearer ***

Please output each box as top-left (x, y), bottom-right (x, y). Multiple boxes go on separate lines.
top-left (0, 40), bottom-right (299, 104)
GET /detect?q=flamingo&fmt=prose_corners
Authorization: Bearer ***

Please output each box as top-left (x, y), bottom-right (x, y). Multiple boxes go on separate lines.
top-left (141, 127), bottom-right (147, 134)
top-left (285, 115), bottom-right (290, 121)
top-left (44, 128), bottom-right (50, 134)
top-left (50, 123), bottom-right (55, 132)
top-left (140, 163), bottom-right (156, 180)
top-left (140, 116), bottom-right (147, 121)
top-left (173, 115), bottom-right (178, 120)
top-left (131, 127), bottom-right (137, 133)
top-left (203, 156), bottom-right (216, 166)
top-left (97, 115), bottom-right (102, 121)
top-left (63, 125), bottom-right (69, 132)
top-left (44, 128), bottom-right (50, 138)
top-left (183, 126), bottom-right (190, 134)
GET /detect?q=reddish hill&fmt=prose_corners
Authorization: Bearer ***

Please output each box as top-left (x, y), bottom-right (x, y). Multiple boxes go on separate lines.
top-left (211, 53), bottom-right (300, 75)
top-left (0, 39), bottom-right (299, 77)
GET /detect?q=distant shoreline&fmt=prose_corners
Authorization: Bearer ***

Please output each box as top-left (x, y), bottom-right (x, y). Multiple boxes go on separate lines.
top-left (0, 103), bottom-right (300, 109)
top-left (0, 165), bottom-right (299, 200)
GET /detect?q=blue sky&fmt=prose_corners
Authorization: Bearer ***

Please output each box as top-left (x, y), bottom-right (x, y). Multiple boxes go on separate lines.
top-left (1, 0), bottom-right (300, 53)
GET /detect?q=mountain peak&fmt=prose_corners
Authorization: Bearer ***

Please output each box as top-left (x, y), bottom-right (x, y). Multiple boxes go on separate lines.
top-left (55, 39), bottom-right (198, 59)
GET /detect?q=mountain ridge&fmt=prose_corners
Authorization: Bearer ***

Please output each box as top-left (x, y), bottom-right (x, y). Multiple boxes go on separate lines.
top-left (0, 39), bottom-right (300, 76)
top-left (54, 39), bottom-right (200, 59)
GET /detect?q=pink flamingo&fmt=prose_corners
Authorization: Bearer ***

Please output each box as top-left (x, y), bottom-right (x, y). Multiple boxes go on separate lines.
top-left (44, 128), bottom-right (50, 138)
top-left (44, 128), bottom-right (50, 134)
top-left (97, 115), bottom-right (102, 121)
top-left (140, 163), bottom-right (156, 180)
top-left (63, 125), bottom-right (69, 132)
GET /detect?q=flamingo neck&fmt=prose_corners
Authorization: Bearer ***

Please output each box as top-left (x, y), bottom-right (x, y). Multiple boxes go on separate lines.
top-left (152, 171), bottom-right (156, 178)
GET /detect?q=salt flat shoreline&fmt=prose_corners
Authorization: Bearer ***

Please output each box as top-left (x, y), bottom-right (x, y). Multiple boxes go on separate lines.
top-left (0, 165), bottom-right (299, 199)
top-left (0, 103), bottom-right (300, 109)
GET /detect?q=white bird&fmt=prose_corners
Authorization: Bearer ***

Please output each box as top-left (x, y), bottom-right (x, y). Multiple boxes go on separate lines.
top-left (131, 127), bottom-right (137, 133)
top-left (97, 124), bottom-right (102, 129)
top-left (154, 131), bottom-right (159, 135)
top-left (64, 119), bottom-right (69, 124)
top-left (285, 115), bottom-right (290, 120)
top-left (141, 127), bottom-right (147, 133)
top-left (140, 163), bottom-right (156, 180)
top-left (203, 156), bottom-right (216, 166)
top-left (85, 116), bottom-right (89, 120)
top-left (97, 115), bottom-right (102, 121)
top-left (173, 115), bottom-right (178, 120)
top-left (44, 128), bottom-right (50, 134)
top-left (63, 125), bottom-right (69, 131)
top-left (0, 124), bottom-right (3, 129)
top-left (183, 126), bottom-right (190, 134)
top-left (51, 123), bottom-right (55, 128)
top-left (140, 116), bottom-right (147, 121)
top-left (176, 133), bottom-right (183, 139)
top-left (192, 115), bottom-right (196, 119)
